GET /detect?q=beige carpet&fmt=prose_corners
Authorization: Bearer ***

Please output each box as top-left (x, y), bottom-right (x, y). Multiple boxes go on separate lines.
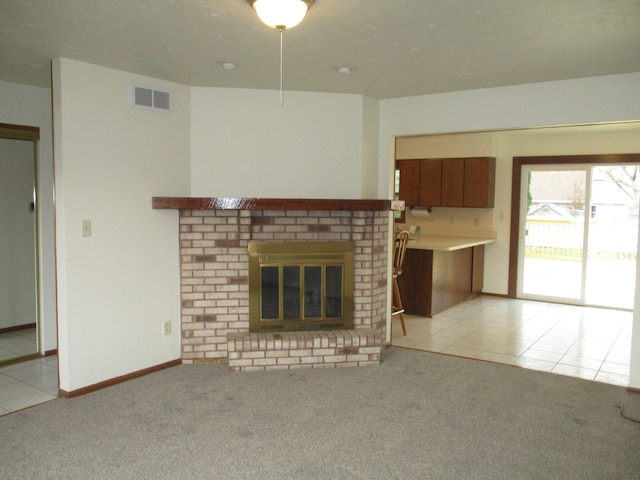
top-left (1, 347), bottom-right (639, 479)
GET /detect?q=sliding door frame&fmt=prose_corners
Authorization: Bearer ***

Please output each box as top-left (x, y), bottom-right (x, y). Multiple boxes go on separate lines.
top-left (508, 153), bottom-right (640, 298)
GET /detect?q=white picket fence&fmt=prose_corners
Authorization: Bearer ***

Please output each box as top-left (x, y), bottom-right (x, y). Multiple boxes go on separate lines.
top-left (525, 219), bottom-right (638, 261)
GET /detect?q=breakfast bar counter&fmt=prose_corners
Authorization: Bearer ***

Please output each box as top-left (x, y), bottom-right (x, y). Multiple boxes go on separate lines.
top-left (407, 235), bottom-right (496, 252)
top-left (397, 235), bottom-right (496, 317)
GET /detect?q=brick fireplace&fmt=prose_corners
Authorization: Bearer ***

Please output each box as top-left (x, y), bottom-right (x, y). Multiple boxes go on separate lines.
top-left (152, 197), bottom-right (391, 371)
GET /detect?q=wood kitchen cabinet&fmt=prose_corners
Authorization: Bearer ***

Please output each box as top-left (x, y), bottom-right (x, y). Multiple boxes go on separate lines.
top-left (396, 157), bottom-right (495, 208)
top-left (464, 157), bottom-right (496, 208)
top-left (397, 245), bottom-right (485, 317)
top-left (441, 158), bottom-right (465, 207)
top-left (397, 159), bottom-right (421, 206)
top-left (397, 158), bottom-right (443, 207)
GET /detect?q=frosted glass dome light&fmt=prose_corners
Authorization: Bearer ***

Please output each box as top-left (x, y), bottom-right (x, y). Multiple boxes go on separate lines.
top-left (248, 0), bottom-right (314, 30)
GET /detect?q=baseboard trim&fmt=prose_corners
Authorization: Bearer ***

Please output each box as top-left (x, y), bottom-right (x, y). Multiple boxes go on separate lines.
top-left (59, 358), bottom-right (182, 398)
top-left (627, 387), bottom-right (640, 395)
top-left (480, 292), bottom-right (509, 299)
top-left (0, 323), bottom-right (36, 334)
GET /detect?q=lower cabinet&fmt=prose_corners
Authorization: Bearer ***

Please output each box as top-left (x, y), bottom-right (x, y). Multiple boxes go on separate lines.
top-left (397, 245), bottom-right (484, 317)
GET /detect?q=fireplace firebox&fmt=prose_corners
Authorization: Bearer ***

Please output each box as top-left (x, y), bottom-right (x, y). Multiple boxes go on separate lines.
top-left (248, 242), bottom-right (354, 332)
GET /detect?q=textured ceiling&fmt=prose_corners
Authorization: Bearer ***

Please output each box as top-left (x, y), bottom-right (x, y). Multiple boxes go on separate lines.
top-left (1, 0), bottom-right (639, 99)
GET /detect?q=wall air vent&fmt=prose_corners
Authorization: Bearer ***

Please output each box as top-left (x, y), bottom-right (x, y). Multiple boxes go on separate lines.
top-left (129, 83), bottom-right (172, 112)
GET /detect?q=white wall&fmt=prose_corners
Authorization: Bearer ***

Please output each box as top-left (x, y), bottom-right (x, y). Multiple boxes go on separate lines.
top-left (52, 58), bottom-right (190, 392)
top-left (190, 88), bottom-right (369, 198)
top-left (361, 96), bottom-right (380, 198)
top-left (379, 72), bottom-right (640, 387)
top-left (0, 80), bottom-right (56, 353)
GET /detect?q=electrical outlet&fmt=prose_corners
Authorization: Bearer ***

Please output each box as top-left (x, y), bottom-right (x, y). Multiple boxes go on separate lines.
top-left (474, 218), bottom-right (479, 227)
top-left (163, 320), bottom-right (172, 336)
top-left (82, 219), bottom-right (92, 237)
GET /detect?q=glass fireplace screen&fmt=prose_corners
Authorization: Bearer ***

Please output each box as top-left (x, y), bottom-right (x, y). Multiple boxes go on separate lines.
top-left (248, 242), bottom-right (354, 332)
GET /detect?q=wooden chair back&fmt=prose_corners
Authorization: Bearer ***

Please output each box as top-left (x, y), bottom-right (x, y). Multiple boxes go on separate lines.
top-left (393, 230), bottom-right (410, 277)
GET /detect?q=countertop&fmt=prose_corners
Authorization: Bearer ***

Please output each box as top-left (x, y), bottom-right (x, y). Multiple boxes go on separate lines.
top-left (406, 235), bottom-right (496, 252)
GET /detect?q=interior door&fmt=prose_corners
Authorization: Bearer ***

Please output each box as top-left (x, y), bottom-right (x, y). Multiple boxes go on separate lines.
top-left (517, 164), bottom-right (638, 309)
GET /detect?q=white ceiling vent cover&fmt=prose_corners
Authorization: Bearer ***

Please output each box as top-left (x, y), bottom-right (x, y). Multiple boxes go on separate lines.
top-left (130, 83), bottom-right (172, 112)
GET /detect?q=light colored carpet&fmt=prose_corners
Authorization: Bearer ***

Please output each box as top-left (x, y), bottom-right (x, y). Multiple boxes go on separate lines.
top-left (1, 347), bottom-right (639, 479)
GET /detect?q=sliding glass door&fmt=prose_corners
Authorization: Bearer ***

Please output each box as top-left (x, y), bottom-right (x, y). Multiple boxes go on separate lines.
top-left (518, 165), bottom-right (639, 309)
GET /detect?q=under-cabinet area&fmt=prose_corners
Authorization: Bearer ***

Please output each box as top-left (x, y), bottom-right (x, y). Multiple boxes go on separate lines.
top-left (396, 237), bottom-right (493, 317)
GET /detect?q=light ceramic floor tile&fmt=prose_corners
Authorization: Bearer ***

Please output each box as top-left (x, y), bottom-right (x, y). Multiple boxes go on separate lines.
top-left (393, 298), bottom-right (632, 387)
top-left (437, 325), bottom-right (481, 338)
top-left (0, 355), bottom-right (58, 417)
top-left (452, 337), bottom-right (494, 351)
top-left (0, 382), bottom-right (57, 412)
top-left (606, 349), bottom-right (631, 365)
top-left (475, 351), bottom-right (518, 364)
top-left (440, 345), bottom-right (482, 359)
top-left (531, 339), bottom-right (577, 354)
top-left (565, 343), bottom-right (612, 361)
top-left (0, 373), bottom-right (20, 387)
top-left (594, 371), bottom-right (629, 387)
top-left (519, 348), bottom-right (564, 363)
top-left (599, 361), bottom-right (630, 376)
top-left (511, 357), bottom-right (556, 372)
top-left (0, 350), bottom-right (16, 362)
top-left (551, 363), bottom-right (597, 381)
top-left (24, 371), bottom-right (59, 395)
top-left (1, 362), bottom-right (57, 382)
top-left (558, 354), bottom-right (603, 371)
top-left (484, 343), bottom-right (529, 357)
top-left (392, 335), bottom-right (427, 350)
top-left (0, 329), bottom-right (38, 357)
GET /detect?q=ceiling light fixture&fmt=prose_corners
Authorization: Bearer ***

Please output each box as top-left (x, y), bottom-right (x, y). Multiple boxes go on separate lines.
top-left (248, 0), bottom-right (314, 30)
top-left (248, 0), bottom-right (315, 105)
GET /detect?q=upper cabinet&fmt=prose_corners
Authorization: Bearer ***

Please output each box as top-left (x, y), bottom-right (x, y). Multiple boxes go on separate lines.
top-left (441, 158), bottom-right (465, 207)
top-left (397, 159), bottom-right (422, 206)
top-left (464, 157), bottom-right (496, 208)
top-left (397, 157), bottom-right (495, 208)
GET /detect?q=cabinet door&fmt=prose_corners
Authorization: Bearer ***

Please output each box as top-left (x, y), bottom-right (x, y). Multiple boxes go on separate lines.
top-left (441, 158), bottom-right (465, 207)
top-left (397, 160), bottom-right (421, 206)
top-left (464, 157), bottom-right (496, 208)
top-left (419, 159), bottom-right (442, 206)
top-left (396, 248), bottom-right (433, 316)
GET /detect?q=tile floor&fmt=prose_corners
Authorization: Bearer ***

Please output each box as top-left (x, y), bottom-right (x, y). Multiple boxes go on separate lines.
top-left (392, 296), bottom-right (632, 387)
top-left (0, 327), bottom-right (58, 416)
top-left (0, 355), bottom-right (58, 416)
top-left (0, 327), bottom-right (38, 362)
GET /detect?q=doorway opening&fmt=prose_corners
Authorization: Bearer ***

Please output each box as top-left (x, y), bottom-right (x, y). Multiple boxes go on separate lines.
top-left (0, 125), bottom-right (40, 364)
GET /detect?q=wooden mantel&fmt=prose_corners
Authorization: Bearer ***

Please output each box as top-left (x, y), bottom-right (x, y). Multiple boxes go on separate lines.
top-left (152, 197), bottom-right (392, 211)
